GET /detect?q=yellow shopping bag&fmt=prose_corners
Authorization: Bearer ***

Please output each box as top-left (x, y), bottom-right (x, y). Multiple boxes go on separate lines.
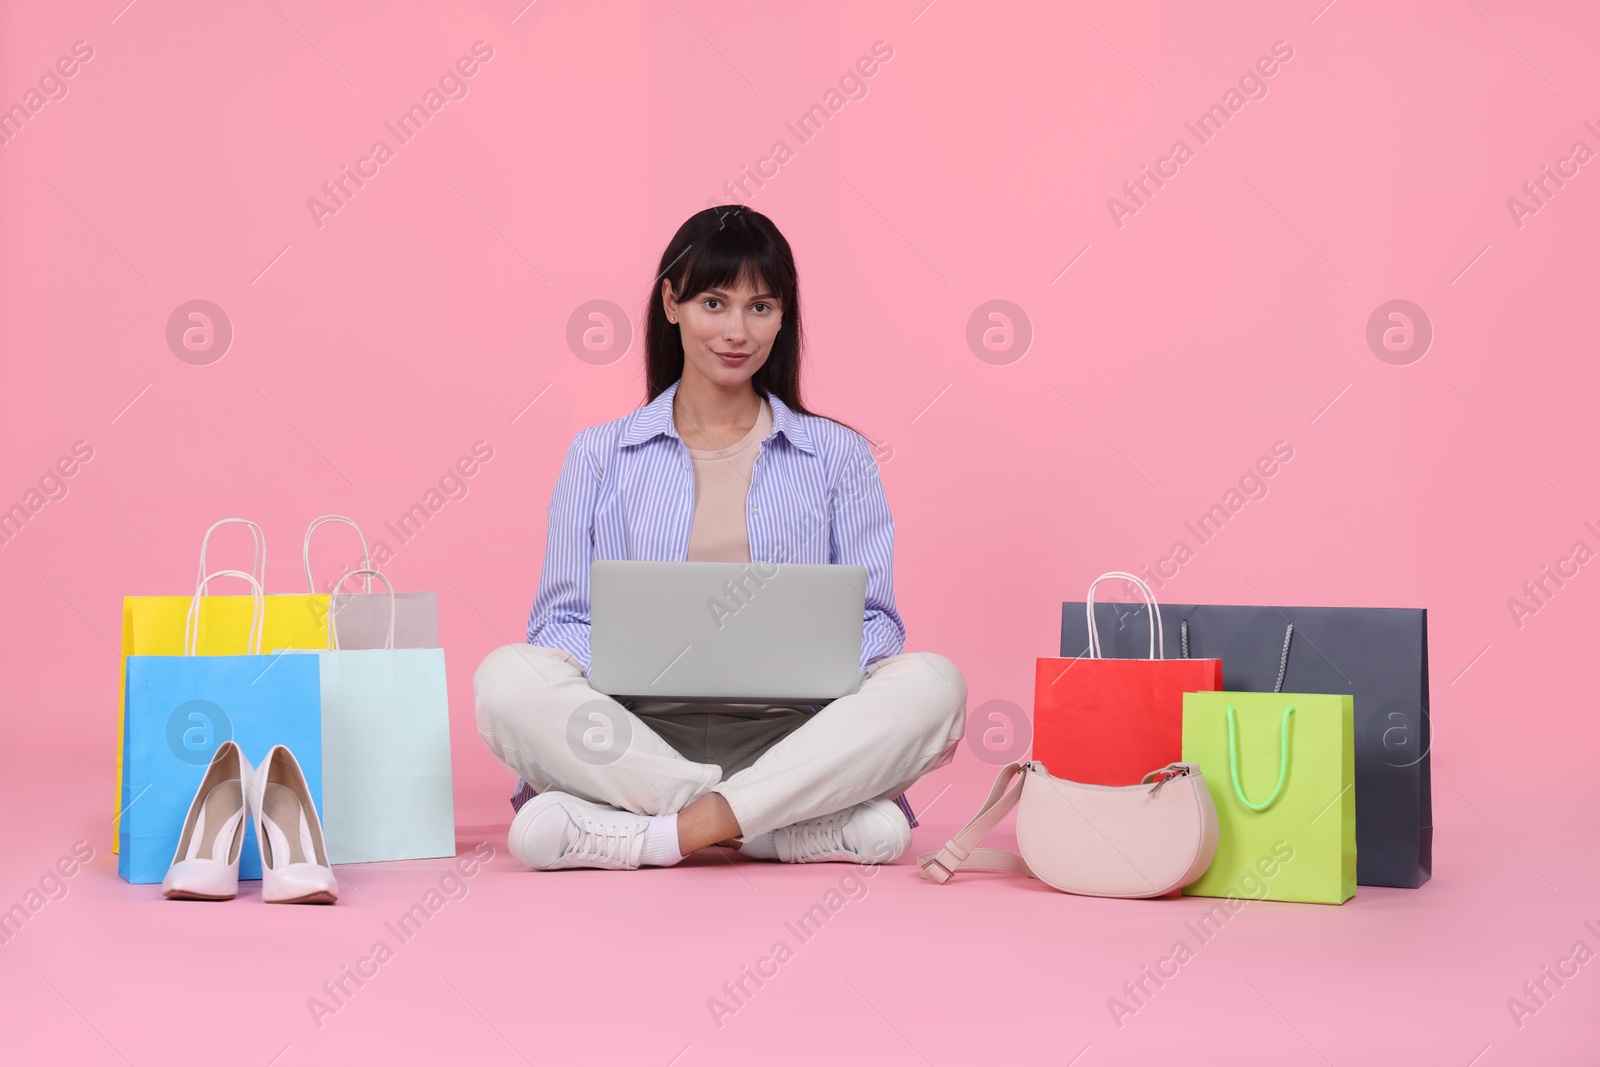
top-left (113, 520), bottom-right (329, 850)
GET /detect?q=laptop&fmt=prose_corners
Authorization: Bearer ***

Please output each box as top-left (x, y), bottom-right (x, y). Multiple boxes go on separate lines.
top-left (588, 560), bottom-right (867, 702)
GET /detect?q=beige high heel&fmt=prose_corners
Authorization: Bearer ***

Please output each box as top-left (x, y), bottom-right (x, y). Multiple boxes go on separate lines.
top-left (162, 741), bottom-right (252, 900)
top-left (250, 746), bottom-right (338, 905)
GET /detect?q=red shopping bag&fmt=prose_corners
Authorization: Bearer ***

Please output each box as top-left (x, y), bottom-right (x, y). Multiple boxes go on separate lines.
top-left (1033, 573), bottom-right (1221, 785)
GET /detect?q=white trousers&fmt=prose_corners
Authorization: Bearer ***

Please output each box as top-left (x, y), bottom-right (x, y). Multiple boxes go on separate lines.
top-left (473, 643), bottom-right (967, 840)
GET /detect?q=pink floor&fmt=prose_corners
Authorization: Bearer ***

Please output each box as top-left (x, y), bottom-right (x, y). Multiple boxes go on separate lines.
top-left (6, 0), bottom-right (1600, 1063)
top-left (4, 756), bottom-right (1596, 1066)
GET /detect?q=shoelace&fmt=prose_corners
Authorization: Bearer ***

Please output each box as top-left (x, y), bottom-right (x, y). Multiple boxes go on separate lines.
top-left (567, 810), bottom-right (646, 867)
top-left (785, 811), bottom-right (853, 862)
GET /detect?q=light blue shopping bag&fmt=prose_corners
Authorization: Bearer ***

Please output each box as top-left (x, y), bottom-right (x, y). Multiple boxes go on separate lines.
top-left (119, 571), bottom-right (323, 885)
top-left (290, 569), bottom-right (454, 865)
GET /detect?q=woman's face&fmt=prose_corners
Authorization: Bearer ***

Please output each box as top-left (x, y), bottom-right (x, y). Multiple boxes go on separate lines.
top-left (662, 271), bottom-right (783, 389)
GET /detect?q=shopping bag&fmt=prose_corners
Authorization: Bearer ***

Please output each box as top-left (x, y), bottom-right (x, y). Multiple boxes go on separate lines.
top-left (1061, 598), bottom-right (1429, 888)
top-left (114, 520), bottom-right (328, 850)
top-left (119, 571), bottom-right (324, 884)
top-left (1181, 691), bottom-right (1355, 905)
top-left (293, 568), bottom-right (454, 864)
top-left (1033, 573), bottom-right (1221, 785)
top-left (303, 515), bottom-right (439, 649)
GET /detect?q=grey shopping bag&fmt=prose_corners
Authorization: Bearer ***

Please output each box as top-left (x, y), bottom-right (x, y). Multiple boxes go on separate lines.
top-left (1062, 598), bottom-right (1430, 889)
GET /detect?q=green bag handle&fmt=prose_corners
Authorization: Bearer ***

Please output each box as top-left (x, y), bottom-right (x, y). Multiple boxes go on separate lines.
top-left (1226, 705), bottom-right (1295, 811)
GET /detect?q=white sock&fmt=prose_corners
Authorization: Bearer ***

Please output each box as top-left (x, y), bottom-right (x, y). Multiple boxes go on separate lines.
top-left (639, 813), bottom-right (685, 867)
top-left (739, 831), bottom-right (778, 860)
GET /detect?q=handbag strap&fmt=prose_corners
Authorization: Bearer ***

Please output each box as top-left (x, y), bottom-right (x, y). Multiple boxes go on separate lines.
top-left (918, 763), bottom-right (1033, 883)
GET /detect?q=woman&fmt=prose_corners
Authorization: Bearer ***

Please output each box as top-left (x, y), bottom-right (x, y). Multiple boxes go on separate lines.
top-left (473, 206), bottom-right (966, 871)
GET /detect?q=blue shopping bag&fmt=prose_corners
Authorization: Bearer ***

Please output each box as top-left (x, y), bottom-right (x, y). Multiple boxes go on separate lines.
top-left (119, 571), bottom-right (324, 885)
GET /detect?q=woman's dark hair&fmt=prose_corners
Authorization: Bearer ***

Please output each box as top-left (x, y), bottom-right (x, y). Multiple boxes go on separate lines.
top-left (646, 206), bottom-right (856, 433)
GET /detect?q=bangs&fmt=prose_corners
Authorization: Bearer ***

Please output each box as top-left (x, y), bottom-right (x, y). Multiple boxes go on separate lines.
top-left (670, 221), bottom-right (792, 305)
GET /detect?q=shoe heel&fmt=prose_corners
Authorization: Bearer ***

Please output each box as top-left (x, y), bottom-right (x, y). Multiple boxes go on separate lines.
top-left (252, 746), bottom-right (338, 905)
top-left (162, 742), bottom-right (248, 901)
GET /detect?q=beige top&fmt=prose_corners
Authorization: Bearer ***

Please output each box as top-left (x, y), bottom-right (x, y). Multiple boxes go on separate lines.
top-left (683, 396), bottom-right (772, 562)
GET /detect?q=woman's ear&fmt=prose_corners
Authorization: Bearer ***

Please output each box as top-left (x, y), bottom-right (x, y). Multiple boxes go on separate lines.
top-left (660, 278), bottom-right (677, 322)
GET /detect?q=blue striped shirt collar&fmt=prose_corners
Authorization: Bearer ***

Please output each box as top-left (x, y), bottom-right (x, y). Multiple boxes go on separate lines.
top-left (619, 377), bottom-right (817, 455)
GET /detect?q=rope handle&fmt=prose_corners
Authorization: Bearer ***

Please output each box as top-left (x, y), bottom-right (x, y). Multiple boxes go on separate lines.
top-left (195, 519), bottom-right (265, 595)
top-left (184, 569), bottom-right (264, 657)
top-left (1085, 571), bottom-right (1164, 660)
top-left (303, 515), bottom-right (372, 594)
top-left (326, 568), bottom-right (396, 650)
top-left (1272, 624), bottom-right (1294, 693)
top-left (1178, 619), bottom-right (1294, 693)
top-left (1226, 704), bottom-right (1295, 811)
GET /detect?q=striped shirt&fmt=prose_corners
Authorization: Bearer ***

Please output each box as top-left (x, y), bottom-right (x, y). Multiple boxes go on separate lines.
top-left (512, 377), bottom-right (918, 828)
top-left (526, 376), bottom-right (905, 675)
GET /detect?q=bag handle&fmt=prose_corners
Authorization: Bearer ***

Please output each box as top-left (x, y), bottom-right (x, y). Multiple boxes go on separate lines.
top-left (918, 763), bottom-right (1033, 883)
top-left (1179, 619), bottom-right (1294, 693)
top-left (326, 567), bottom-right (396, 651)
top-left (1085, 571), bottom-right (1164, 660)
top-left (1273, 624), bottom-right (1294, 693)
top-left (184, 569), bottom-right (264, 656)
top-left (303, 515), bottom-right (371, 594)
top-left (196, 519), bottom-right (265, 594)
top-left (1226, 704), bottom-right (1295, 811)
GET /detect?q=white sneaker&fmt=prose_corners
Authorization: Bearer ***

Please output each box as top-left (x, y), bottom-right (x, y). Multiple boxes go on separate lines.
top-left (509, 792), bottom-right (651, 871)
top-left (742, 798), bottom-right (912, 864)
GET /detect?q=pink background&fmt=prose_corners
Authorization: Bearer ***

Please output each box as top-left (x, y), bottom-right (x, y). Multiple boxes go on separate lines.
top-left (3, 0), bottom-right (1598, 1063)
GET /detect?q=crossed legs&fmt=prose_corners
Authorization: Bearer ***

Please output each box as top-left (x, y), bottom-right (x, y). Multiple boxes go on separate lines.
top-left (472, 643), bottom-right (967, 865)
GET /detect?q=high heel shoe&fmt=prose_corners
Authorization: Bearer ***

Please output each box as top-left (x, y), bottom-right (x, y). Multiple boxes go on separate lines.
top-left (250, 745), bottom-right (338, 905)
top-left (162, 741), bottom-right (252, 900)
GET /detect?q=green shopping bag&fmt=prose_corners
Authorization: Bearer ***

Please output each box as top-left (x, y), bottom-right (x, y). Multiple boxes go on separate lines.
top-left (1181, 692), bottom-right (1355, 905)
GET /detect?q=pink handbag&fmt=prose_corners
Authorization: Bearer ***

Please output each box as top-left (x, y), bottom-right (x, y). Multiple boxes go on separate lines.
top-left (918, 761), bottom-right (1219, 898)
